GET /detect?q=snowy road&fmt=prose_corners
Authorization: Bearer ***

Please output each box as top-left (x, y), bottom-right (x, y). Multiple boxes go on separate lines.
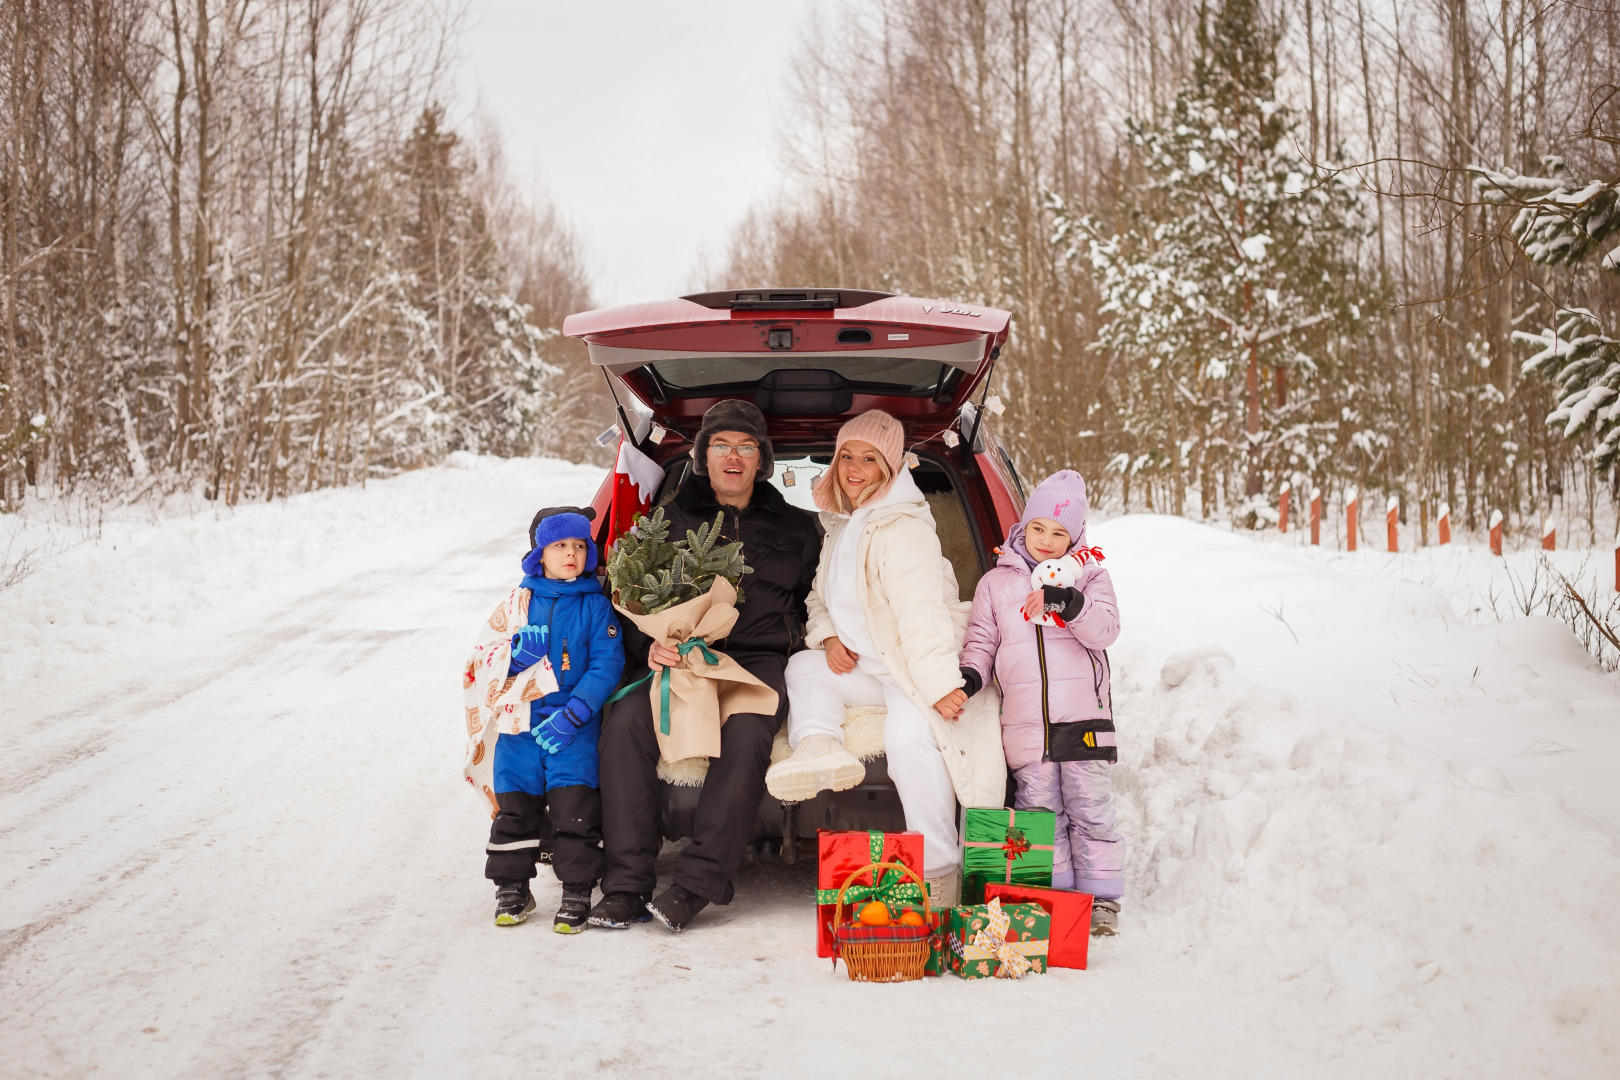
top-left (3, 458), bottom-right (1617, 1078)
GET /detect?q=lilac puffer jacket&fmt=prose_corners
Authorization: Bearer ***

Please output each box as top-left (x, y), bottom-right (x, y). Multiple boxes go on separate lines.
top-left (959, 546), bottom-right (1120, 770)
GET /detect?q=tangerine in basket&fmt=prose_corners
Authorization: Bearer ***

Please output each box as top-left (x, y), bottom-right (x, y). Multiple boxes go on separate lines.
top-left (856, 902), bottom-right (891, 927)
top-left (897, 909), bottom-right (925, 928)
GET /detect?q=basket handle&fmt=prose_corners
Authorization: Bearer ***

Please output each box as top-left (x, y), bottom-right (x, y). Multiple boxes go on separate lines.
top-left (831, 860), bottom-right (932, 931)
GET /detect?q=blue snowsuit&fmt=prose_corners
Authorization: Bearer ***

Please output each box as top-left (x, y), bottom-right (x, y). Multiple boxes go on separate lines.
top-left (485, 573), bottom-right (624, 886)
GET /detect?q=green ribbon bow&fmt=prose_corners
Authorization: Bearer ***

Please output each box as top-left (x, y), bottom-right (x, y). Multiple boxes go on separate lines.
top-left (605, 637), bottom-right (721, 735)
top-left (815, 830), bottom-right (927, 907)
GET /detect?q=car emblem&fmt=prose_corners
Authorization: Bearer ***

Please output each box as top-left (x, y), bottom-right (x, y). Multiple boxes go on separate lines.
top-left (922, 303), bottom-right (934, 314)
top-left (942, 305), bottom-right (980, 317)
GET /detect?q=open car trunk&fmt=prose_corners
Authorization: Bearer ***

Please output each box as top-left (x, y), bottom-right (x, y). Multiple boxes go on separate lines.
top-left (563, 289), bottom-right (1026, 856)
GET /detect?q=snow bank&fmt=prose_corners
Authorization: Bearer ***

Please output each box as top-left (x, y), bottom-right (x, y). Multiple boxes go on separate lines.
top-left (1096, 514), bottom-right (1620, 1071)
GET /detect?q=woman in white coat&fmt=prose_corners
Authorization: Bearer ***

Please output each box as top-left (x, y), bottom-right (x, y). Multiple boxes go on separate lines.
top-left (766, 410), bottom-right (1005, 902)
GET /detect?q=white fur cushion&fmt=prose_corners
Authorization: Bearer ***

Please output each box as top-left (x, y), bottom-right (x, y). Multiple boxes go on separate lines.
top-left (656, 705), bottom-right (888, 788)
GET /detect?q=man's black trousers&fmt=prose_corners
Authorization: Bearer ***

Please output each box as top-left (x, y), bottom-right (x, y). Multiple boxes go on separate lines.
top-left (485, 784), bottom-right (601, 886)
top-left (599, 650), bottom-right (787, 905)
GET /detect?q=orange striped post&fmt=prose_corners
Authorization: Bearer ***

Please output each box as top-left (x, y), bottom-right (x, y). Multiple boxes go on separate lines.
top-left (1541, 517), bottom-right (1556, 551)
top-left (1346, 487), bottom-right (1359, 552)
top-left (1386, 495), bottom-right (1400, 552)
top-left (1310, 487), bottom-right (1321, 546)
top-left (1278, 481), bottom-right (1291, 533)
top-left (1489, 509), bottom-right (1504, 556)
top-left (1437, 502), bottom-right (1451, 545)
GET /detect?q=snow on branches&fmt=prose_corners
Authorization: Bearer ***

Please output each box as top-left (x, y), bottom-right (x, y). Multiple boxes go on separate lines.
top-left (1475, 159), bottom-right (1620, 477)
top-left (1074, 0), bottom-right (1378, 521)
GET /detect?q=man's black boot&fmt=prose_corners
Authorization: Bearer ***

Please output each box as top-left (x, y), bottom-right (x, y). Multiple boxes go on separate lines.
top-left (588, 891), bottom-right (652, 929)
top-left (647, 885), bottom-right (709, 933)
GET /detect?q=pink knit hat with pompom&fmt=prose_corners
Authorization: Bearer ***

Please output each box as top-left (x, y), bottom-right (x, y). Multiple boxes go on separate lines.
top-left (812, 410), bottom-right (905, 512)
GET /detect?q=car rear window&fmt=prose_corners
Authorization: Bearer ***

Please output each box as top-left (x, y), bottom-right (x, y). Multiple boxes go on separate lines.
top-left (646, 356), bottom-right (952, 395)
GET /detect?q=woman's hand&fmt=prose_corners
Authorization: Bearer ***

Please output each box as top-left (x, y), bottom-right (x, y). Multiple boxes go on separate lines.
top-left (647, 641), bottom-right (681, 672)
top-left (934, 688), bottom-right (967, 719)
top-left (823, 636), bottom-right (859, 675)
top-left (1021, 591), bottom-right (1046, 622)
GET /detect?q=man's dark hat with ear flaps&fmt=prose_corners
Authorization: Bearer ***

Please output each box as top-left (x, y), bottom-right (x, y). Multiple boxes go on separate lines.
top-left (691, 399), bottom-right (773, 478)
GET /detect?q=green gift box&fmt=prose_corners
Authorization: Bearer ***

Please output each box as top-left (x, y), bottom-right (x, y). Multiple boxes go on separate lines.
top-left (961, 806), bottom-right (1056, 904)
top-left (923, 909), bottom-right (950, 976)
top-left (946, 899), bottom-right (1050, 979)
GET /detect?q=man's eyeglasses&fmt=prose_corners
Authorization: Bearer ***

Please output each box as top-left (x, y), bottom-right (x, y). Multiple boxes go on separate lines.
top-left (708, 444), bottom-right (760, 458)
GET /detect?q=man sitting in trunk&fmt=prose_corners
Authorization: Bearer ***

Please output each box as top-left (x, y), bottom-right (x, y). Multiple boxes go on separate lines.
top-left (591, 400), bottom-right (822, 932)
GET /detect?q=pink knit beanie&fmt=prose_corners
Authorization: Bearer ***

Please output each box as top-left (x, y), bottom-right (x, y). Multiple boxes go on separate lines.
top-left (812, 409), bottom-right (905, 512)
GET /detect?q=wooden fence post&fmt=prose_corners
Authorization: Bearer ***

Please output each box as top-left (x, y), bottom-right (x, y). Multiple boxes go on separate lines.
top-left (1489, 509), bottom-right (1503, 556)
top-left (1387, 495), bottom-right (1399, 553)
top-left (1278, 481), bottom-right (1290, 533)
top-left (1346, 487), bottom-right (1359, 552)
top-left (1437, 502), bottom-right (1451, 545)
top-left (1541, 517), bottom-right (1556, 551)
top-left (1310, 487), bottom-right (1321, 546)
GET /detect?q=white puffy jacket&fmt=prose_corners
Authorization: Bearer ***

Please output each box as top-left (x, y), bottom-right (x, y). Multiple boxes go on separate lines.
top-left (804, 468), bottom-right (1007, 807)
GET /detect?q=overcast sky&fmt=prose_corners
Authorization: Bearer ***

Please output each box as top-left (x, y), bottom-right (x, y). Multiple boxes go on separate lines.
top-left (459, 0), bottom-right (820, 309)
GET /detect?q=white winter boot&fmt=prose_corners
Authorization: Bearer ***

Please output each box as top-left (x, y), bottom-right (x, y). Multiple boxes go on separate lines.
top-left (765, 734), bottom-right (866, 802)
top-left (924, 870), bottom-right (960, 909)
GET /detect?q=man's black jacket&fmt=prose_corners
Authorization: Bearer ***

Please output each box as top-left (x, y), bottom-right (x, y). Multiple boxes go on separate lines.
top-left (617, 471), bottom-right (822, 668)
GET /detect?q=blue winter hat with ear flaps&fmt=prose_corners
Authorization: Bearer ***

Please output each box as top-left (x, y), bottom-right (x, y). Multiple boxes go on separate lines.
top-left (521, 505), bottom-right (599, 577)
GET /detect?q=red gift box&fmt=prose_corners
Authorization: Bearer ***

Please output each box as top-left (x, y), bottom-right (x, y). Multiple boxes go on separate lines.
top-left (815, 829), bottom-right (926, 959)
top-left (985, 882), bottom-right (1093, 970)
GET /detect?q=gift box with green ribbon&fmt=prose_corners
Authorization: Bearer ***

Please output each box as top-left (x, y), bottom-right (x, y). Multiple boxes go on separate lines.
top-left (960, 806), bottom-right (1057, 904)
top-left (923, 909), bottom-right (951, 976)
top-left (946, 897), bottom-right (1050, 979)
top-left (816, 830), bottom-right (925, 959)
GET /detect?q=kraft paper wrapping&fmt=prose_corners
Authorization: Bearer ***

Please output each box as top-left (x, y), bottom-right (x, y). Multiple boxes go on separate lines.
top-left (613, 577), bottom-right (779, 762)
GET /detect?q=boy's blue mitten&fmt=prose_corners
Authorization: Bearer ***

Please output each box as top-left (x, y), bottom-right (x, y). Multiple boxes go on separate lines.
top-left (509, 625), bottom-right (549, 674)
top-left (531, 697), bottom-right (594, 754)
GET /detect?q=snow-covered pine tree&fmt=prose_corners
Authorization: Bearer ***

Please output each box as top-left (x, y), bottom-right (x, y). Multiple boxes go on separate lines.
top-left (1473, 160), bottom-right (1620, 479)
top-left (1078, 0), bottom-right (1377, 523)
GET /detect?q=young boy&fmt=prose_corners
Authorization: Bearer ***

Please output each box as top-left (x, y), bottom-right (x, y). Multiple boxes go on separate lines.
top-left (488, 505), bottom-right (624, 931)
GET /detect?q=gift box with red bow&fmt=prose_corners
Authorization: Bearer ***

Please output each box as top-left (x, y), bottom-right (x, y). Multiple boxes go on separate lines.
top-left (946, 896), bottom-right (1050, 979)
top-left (960, 806), bottom-right (1056, 904)
top-left (815, 830), bottom-right (926, 959)
top-left (985, 882), bottom-right (1094, 970)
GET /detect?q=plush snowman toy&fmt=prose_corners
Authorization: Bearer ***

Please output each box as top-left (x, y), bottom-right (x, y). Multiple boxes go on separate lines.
top-left (1029, 556), bottom-right (1082, 627)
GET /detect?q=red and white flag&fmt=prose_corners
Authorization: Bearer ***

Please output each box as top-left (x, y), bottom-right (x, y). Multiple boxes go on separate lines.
top-left (607, 438), bottom-right (664, 548)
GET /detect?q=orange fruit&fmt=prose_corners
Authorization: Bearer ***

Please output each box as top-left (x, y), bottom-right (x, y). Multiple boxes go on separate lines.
top-left (857, 902), bottom-right (891, 927)
top-left (897, 909), bottom-right (925, 927)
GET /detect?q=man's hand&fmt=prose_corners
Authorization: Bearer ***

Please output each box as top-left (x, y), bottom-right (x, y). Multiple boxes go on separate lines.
top-left (934, 688), bottom-right (967, 719)
top-left (824, 635), bottom-right (858, 675)
top-left (647, 641), bottom-right (681, 672)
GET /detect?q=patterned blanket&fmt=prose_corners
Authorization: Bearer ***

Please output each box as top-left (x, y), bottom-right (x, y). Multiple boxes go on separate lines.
top-left (460, 585), bottom-right (560, 818)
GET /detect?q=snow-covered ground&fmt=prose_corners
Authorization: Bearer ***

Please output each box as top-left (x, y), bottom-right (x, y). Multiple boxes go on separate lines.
top-left (2, 459), bottom-right (1617, 1078)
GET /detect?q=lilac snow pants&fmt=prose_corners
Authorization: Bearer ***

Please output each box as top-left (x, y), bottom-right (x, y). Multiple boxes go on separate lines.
top-left (1013, 760), bottom-right (1125, 900)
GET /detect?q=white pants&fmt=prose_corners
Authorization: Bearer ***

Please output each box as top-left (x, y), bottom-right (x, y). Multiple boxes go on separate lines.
top-left (784, 650), bottom-right (960, 875)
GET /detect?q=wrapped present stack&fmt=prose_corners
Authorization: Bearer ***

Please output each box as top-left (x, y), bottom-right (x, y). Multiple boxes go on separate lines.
top-left (815, 830), bottom-right (925, 959)
top-left (985, 882), bottom-right (1094, 970)
top-left (961, 806), bottom-right (1056, 904)
top-left (947, 896), bottom-right (1050, 979)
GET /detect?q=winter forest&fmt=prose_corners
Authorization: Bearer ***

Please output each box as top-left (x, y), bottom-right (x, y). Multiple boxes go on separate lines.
top-left (3, 0), bottom-right (1619, 544)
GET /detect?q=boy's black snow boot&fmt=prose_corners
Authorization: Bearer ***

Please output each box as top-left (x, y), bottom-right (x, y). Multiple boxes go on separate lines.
top-left (587, 891), bottom-right (652, 929)
top-left (647, 884), bottom-right (709, 934)
top-left (554, 882), bottom-right (594, 935)
top-left (494, 880), bottom-right (536, 927)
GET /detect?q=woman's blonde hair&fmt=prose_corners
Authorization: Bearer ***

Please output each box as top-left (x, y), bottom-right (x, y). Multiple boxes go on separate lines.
top-left (826, 442), bottom-right (893, 514)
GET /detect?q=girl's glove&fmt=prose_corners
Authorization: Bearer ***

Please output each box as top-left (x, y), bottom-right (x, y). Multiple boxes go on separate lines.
top-left (509, 625), bottom-right (548, 674)
top-left (531, 697), bottom-right (594, 754)
top-left (1042, 585), bottom-right (1085, 623)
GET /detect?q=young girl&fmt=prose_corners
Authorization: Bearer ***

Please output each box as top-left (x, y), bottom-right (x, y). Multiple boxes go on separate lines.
top-left (958, 470), bottom-right (1125, 935)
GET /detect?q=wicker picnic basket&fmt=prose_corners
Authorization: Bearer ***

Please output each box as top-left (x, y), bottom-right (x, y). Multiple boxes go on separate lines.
top-left (831, 861), bottom-right (933, 983)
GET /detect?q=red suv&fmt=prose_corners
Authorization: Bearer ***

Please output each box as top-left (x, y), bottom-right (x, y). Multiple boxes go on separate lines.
top-left (563, 288), bottom-right (1024, 861)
